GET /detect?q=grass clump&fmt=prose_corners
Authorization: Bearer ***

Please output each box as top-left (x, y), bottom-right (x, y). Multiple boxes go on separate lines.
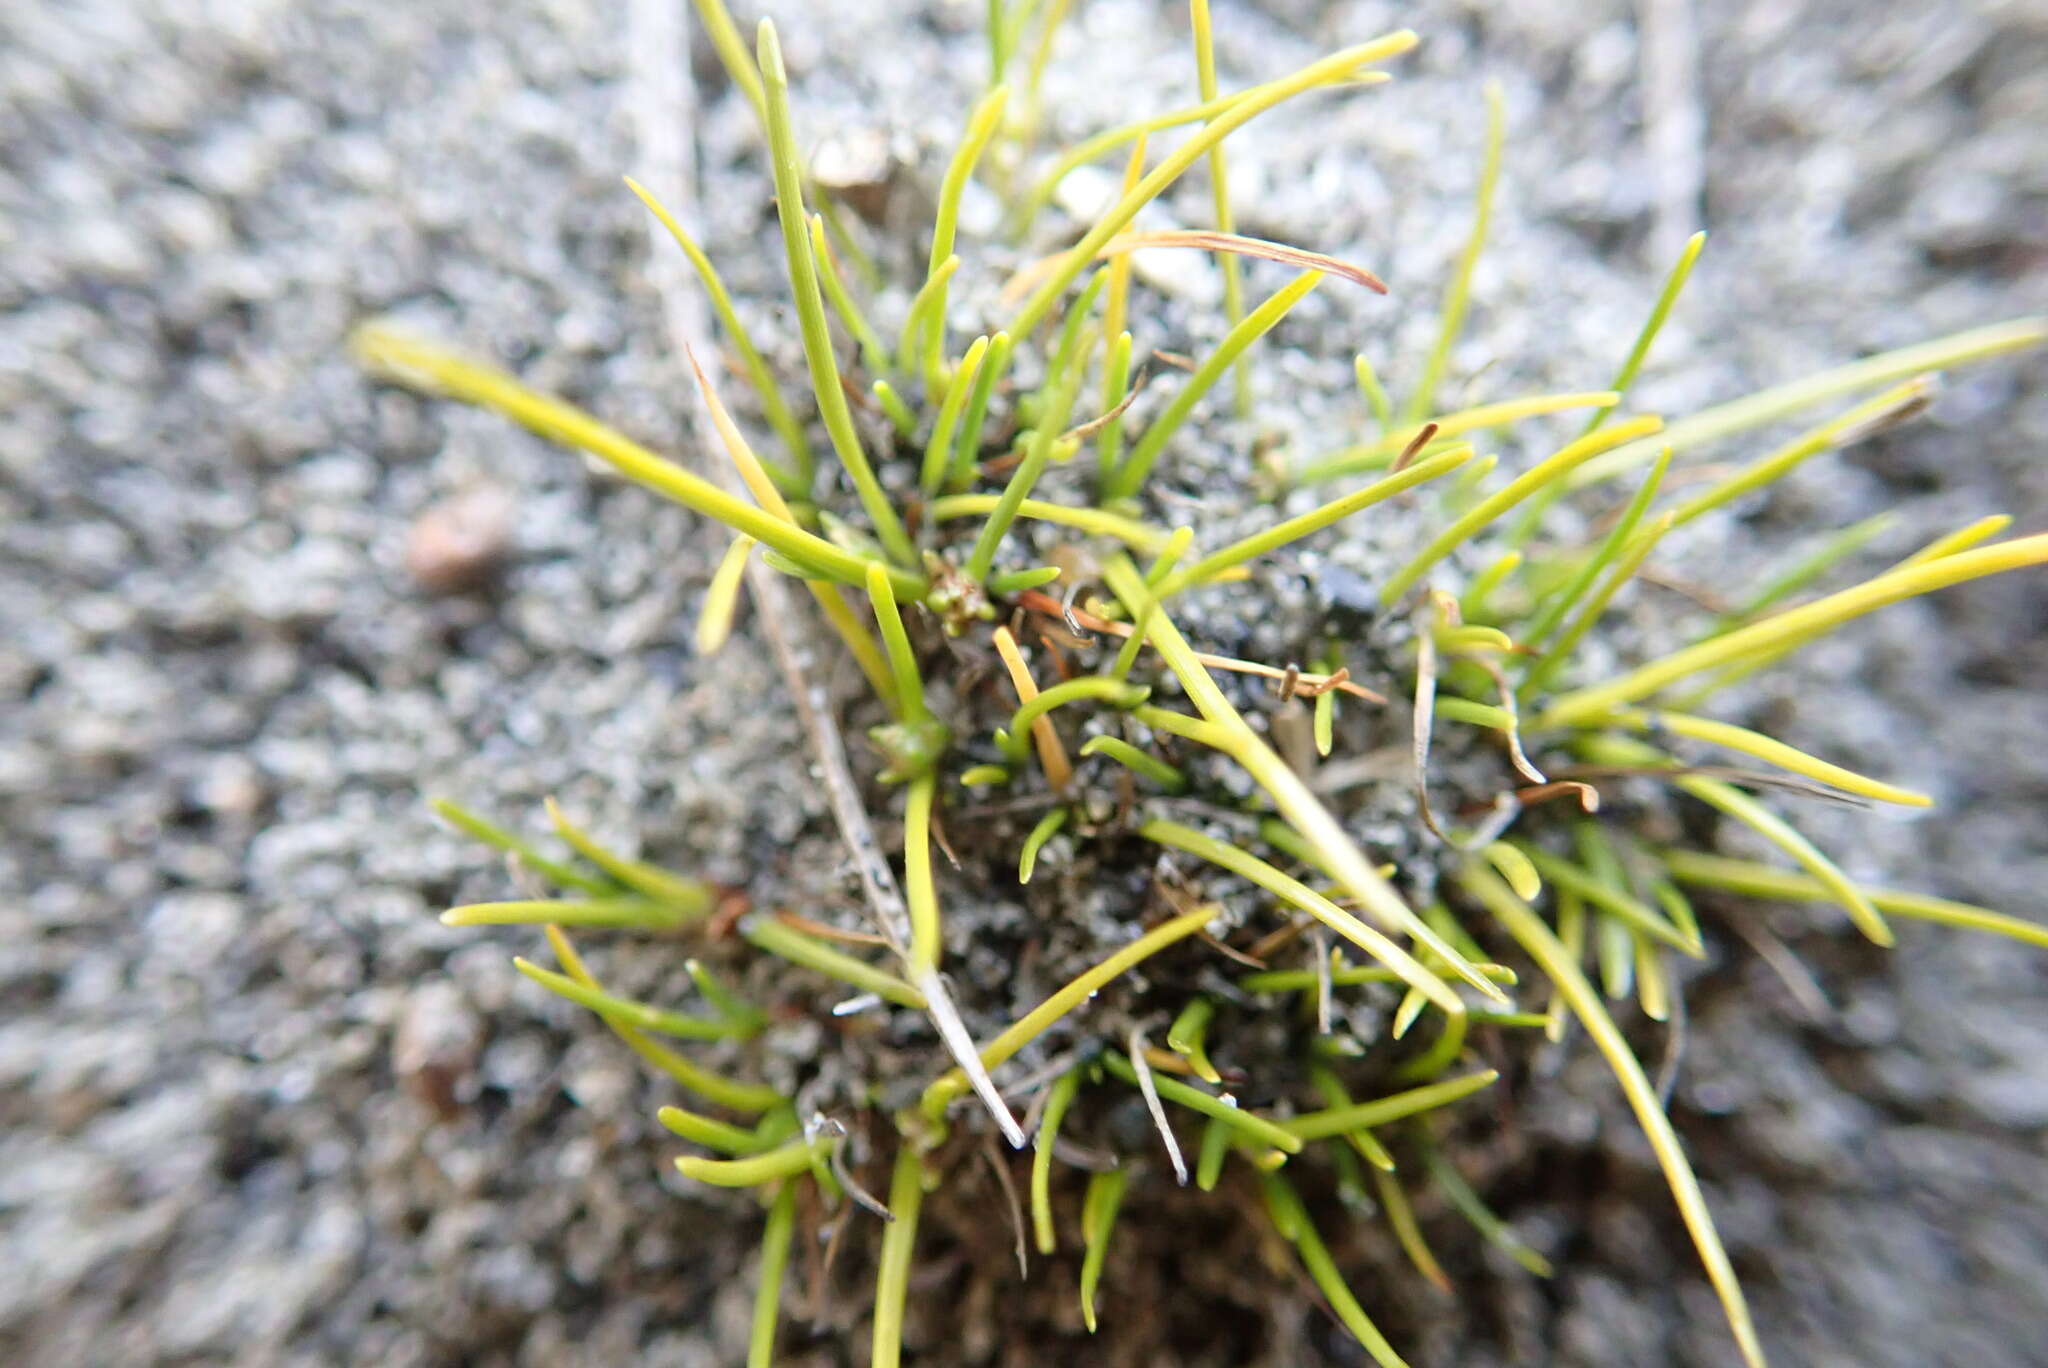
top-left (357, 7), bottom-right (2046, 1363)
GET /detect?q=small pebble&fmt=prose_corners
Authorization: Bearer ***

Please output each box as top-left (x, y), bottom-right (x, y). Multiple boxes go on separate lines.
top-left (394, 982), bottom-right (483, 1122)
top-left (404, 487), bottom-right (514, 594)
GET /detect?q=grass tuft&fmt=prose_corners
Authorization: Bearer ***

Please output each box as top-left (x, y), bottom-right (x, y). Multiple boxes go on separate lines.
top-left (362, 18), bottom-right (2048, 1364)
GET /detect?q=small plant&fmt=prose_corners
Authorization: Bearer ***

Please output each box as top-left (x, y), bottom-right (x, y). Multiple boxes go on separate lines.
top-left (357, 6), bottom-right (2045, 1364)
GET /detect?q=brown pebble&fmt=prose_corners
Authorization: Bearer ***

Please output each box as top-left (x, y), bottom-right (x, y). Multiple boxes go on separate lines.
top-left (808, 127), bottom-right (899, 221)
top-left (405, 487), bottom-right (513, 594)
top-left (394, 981), bottom-right (482, 1122)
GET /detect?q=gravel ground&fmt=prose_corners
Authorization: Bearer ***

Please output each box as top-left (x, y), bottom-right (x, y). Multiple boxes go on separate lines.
top-left (3, 0), bottom-right (2045, 1365)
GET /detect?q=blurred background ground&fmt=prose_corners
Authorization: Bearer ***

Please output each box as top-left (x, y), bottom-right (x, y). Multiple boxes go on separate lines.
top-left (2, 0), bottom-right (2045, 1364)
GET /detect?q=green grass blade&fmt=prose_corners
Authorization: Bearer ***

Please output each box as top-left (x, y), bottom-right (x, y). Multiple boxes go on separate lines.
top-left (1661, 850), bottom-right (2048, 948)
top-left (440, 898), bottom-right (691, 930)
top-left (924, 85), bottom-right (1008, 389)
top-left (352, 324), bottom-right (923, 596)
top-left (997, 677), bottom-right (1149, 763)
top-left (1047, 269), bottom-right (1107, 378)
top-left (1106, 558), bottom-right (1505, 1007)
top-left (1281, 1070), bottom-right (1498, 1141)
top-left (1394, 1000), bottom-right (1472, 1082)
top-left (1512, 844), bottom-right (1699, 955)
top-left (871, 1143), bottom-right (928, 1368)
top-left (1147, 539), bottom-right (1201, 602)
top-left (1107, 272), bottom-right (1323, 499)
top-left (1708, 513), bottom-right (1895, 632)
top-left (1099, 1053), bottom-right (1301, 1153)
top-left (1031, 1062), bottom-right (1085, 1253)
top-left (544, 929), bottom-right (784, 1113)
top-left (1018, 805), bottom-right (1069, 883)
top-left (1190, 0), bottom-right (1249, 417)
top-left (602, 1016), bottom-right (780, 1113)
top-left (545, 798), bottom-right (711, 912)
top-left (864, 564), bottom-right (931, 724)
top-left (1258, 1172), bottom-right (1410, 1368)
top-left (1307, 1064), bottom-right (1396, 1170)
top-left (1583, 230), bottom-right (1704, 436)
top-left (696, 534), bottom-right (756, 656)
top-left (1095, 329), bottom-right (1135, 486)
top-left (748, 1180), bottom-right (798, 1368)
top-left (1596, 910), bottom-right (1635, 1000)
top-left (816, 194), bottom-right (881, 287)
top-left (1519, 447), bottom-right (1671, 654)
top-left (950, 330), bottom-right (1014, 489)
top-left (1371, 1164), bottom-right (1452, 1292)
top-left (1378, 414), bottom-right (1665, 607)
top-left (685, 958), bottom-right (765, 1031)
top-left (1677, 773), bottom-right (1892, 946)
top-left (514, 957), bottom-right (752, 1040)
top-left (1406, 81), bottom-right (1503, 423)
top-left (678, 1134), bottom-right (834, 1187)
top-left (1010, 69), bottom-right (1388, 240)
top-left (926, 493), bottom-right (1170, 552)
top-left (1101, 133), bottom-right (1147, 337)
top-left (1518, 509), bottom-right (1675, 699)
top-left (1671, 514), bottom-right (2014, 709)
top-left (986, 0), bottom-right (1010, 83)
top-left (1461, 863), bottom-right (1764, 1368)
top-left (897, 255), bottom-right (961, 393)
top-left (1600, 708), bottom-right (1930, 806)
top-left (658, 1103), bottom-right (778, 1156)
top-left (1145, 523), bottom-right (1195, 586)
top-left (1238, 962), bottom-right (1516, 995)
top-left (1634, 929), bottom-right (1670, 1021)
top-left (921, 335), bottom-right (991, 497)
top-left (1297, 389), bottom-right (1620, 486)
top-left (808, 213), bottom-right (891, 376)
top-left (1008, 32), bottom-right (1418, 337)
top-left (1354, 353), bottom-right (1393, 435)
top-left (1567, 316), bottom-right (2047, 489)
top-left (1665, 378), bottom-right (1933, 532)
top-left (919, 906), bottom-right (1216, 1121)
top-left (902, 775), bottom-right (943, 976)
top-left (965, 323), bottom-right (1096, 582)
top-left (1482, 841), bottom-right (1543, 901)
top-left (1079, 1167), bottom-right (1129, 1332)
top-left (1078, 735), bottom-right (1188, 791)
top-left (1542, 891), bottom-right (1585, 1040)
top-left (1195, 1113), bottom-right (1231, 1191)
top-left (1153, 447), bottom-right (1470, 596)
top-left (1460, 549), bottom-right (1524, 620)
top-left (1419, 1134), bottom-right (1553, 1276)
top-left (756, 20), bottom-right (917, 566)
top-left (1895, 514), bottom-right (2013, 568)
top-left (1537, 533), bottom-right (2048, 726)
top-left (1139, 818), bottom-right (1462, 1017)
top-left (688, 0), bottom-right (765, 120)
top-left (626, 177), bottom-right (810, 487)
top-left (988, 565), bottom-right (1063, 595)
top-left (740, 916), bottom-right (927, 1008)
top-left (1166, 998), bottom-right (1220, 1083)
top-left (429, 797), bottom-right (611, 895)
